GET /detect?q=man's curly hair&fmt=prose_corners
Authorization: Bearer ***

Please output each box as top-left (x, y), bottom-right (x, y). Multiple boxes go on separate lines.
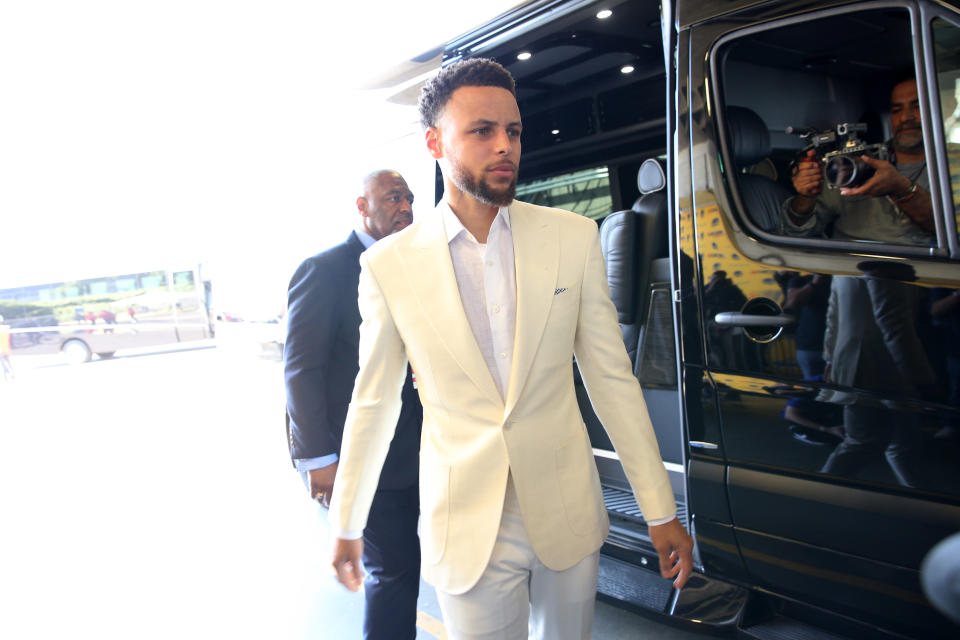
top-left (418, 58), bottom-right (516, 130)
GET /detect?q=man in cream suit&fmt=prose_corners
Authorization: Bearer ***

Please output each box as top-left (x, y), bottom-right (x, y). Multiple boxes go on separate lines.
top-left (330, 58), bottom-right (692, 640)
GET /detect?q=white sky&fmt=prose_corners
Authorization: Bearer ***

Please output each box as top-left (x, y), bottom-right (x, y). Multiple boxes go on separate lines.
top-left (0, 1), bottom-right (521, 316)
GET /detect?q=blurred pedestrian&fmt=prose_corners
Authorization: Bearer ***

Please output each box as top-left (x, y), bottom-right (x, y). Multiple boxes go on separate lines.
top-left (0, 316), bottom-right (14, 381)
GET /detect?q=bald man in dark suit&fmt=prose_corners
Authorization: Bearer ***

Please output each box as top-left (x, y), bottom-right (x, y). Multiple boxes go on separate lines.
top-left (284, 170), bottom-right (423, 640)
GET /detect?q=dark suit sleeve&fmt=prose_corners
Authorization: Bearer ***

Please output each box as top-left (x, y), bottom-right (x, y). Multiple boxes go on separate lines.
top-left (284, 256), bottom-right (341, 460)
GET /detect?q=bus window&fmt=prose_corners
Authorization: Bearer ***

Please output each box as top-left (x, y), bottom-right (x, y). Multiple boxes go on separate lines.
top-left (140, 272), bottom-right (165, 289)
top-left (115, 277), bottom-right (137, 292)
top-left (173, 270), bottom-right (195, 290)
top-left (515, 167), bottom-right (612, 220)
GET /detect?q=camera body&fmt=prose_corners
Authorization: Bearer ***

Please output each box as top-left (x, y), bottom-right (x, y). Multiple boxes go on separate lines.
top-left (791, 122), bottom-right (890, 189)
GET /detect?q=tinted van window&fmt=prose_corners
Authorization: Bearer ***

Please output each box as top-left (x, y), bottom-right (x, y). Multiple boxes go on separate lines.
top-left (717, 8), bottom-right (942, 248)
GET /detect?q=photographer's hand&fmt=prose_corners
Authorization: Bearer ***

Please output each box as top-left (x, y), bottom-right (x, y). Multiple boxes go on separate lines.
top-left (842, 156), bottom-right (934, 233)
top-left (789, 149), bottom-right (822, 221)
top-left (839, 155), bottom-right (909, 198)
top-left (792, 149), bottom-right (823, 197)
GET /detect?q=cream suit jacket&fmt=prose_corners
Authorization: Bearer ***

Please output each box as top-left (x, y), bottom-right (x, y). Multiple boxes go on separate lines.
top-left (329, 200), bottom-right (676, 595)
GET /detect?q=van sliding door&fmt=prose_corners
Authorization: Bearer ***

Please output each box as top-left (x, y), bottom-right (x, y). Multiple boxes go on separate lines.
top-left (692, 2), bottom-right (960, 637)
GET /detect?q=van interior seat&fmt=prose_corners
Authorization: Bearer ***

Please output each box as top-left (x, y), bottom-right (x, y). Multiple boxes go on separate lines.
top-left (593, 159), bottom-right (683, 466)
top-left (726, 105), bottom-right (792, 232)
top-left (599, 158), bottom-right (669, 365)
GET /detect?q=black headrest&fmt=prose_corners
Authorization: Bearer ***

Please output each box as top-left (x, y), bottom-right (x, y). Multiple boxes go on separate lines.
top-left (726, 105), bottom-right (771, 167)
top-left (632, 191), bottom-right (669, 260)
top-left (637, 158), bottom-right (666, 195)
top-left (599, 210), bottom-right (637, 325)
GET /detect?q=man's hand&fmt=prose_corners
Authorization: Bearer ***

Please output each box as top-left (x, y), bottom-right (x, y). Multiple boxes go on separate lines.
top-left (839, 156), bottom-right (934, 232)
top-left (788, 149), bottom-right (823, 219)
top-left (792, 149), bottom-right (823, 197)
top-left (332, 537), bottom-right (365, 592)
top-left (308, 461), bottom-right (338, 508)
top-left (648, 518), bottom-right (694, 590)
top-left (840, 155), bottom-right (911, 198)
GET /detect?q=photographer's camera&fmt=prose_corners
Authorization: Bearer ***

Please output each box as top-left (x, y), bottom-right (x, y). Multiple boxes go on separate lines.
top-left (789, 122), bottom-right (889, 189)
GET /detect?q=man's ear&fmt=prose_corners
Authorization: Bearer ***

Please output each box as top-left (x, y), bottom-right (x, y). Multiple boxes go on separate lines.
top-left (356, 196), bottom-right (368, 217)
top-left (425, 127), bottom-right (443, 160)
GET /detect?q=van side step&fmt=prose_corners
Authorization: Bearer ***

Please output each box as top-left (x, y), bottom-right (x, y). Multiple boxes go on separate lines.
top-left (598, 556), bottom-right (749, 633)
top-left (740, 616), bottom-right (850, 640)
top-left (598, 549), bottom-right (892, 640)
top-left (597, 553), bottom-right (673, 613)
top-left (602, 485), bottom-right (688, 525)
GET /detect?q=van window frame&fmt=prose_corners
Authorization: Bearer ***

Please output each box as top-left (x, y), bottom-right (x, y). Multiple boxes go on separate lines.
top-left (708, 0), bottom-right (958, 260)
top-left (920, 1), bottom-right (960, 257)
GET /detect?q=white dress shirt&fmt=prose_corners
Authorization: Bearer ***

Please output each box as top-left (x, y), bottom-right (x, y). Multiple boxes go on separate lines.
top-left (441, 202), bottom-right (516, 399)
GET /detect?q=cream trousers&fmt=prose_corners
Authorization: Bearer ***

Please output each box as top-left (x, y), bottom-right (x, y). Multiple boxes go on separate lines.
top-left (434, 475), bottom-right (600, 640)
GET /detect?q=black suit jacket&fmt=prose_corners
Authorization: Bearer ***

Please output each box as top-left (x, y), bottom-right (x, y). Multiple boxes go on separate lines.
top-left (284, 231), bottom-right (421, 490)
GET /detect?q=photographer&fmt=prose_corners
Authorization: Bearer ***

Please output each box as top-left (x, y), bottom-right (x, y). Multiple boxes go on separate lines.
top-left (781, 77), bottom-right (935, 244)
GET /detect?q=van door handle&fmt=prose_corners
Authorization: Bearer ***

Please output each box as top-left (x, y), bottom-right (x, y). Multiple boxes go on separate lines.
top-left (690, 441), bottom-right (719, 450)
top-left (713, 312), bottom-right (796, 327)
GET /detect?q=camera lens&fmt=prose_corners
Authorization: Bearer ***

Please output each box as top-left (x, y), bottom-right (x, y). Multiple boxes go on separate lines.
top-left (824, 155), bottom-right (857, 188)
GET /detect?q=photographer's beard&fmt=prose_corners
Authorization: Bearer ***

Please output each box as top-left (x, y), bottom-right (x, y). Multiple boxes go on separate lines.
top-left (893, 120), bottom-right (924, 157)
top-left (450, 157), bottom-right (517, 207)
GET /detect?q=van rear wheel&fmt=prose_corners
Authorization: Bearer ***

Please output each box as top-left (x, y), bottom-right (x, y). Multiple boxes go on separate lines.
top-left (62, 339), bottom-right (92, 365)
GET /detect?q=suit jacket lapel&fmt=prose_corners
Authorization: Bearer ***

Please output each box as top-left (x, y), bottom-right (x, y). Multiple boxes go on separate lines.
top-left (400, 208), bottom-right (503, 407)
top-left (346, 230), bottom-right (365, 255)
top-left (504, 203), bottom-right (559, 418)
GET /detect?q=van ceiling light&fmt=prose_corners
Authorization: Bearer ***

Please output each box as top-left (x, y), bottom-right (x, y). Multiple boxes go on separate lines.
top-left (517, 51), bottom-right (532, 61)
top-left (596, 9), bottom-right (613, 19)
top-left (551, 129), bottom-right (560, 135)
top-left (621, 65), bottom-right (635, 74)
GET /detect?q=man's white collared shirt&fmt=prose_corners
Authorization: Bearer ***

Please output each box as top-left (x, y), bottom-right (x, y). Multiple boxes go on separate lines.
top-left (440, 202), bottom-right (516, 399)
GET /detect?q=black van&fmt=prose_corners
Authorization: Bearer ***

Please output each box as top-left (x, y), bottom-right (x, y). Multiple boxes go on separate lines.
top-left (383, 0), bottom-right (960, 637)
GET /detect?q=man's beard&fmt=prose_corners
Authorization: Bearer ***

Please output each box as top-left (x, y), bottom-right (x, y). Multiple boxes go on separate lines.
top-left (451, 158), bottom-right (517, 207)
top-left (893, 123), bottom-right (924, 155)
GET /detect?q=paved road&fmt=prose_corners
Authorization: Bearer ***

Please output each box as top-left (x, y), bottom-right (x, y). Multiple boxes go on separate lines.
top-left (0, 346), bottom-right (710, 639)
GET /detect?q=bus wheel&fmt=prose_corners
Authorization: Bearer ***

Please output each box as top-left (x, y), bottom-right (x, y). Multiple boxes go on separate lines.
top-left (96, 352), bottom-right (115, 360)
top-left (62, 340), bottom-right (92, 365)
